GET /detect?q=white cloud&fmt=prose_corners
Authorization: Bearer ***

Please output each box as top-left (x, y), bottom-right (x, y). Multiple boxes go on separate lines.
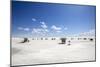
top-left (73, 29), bottom-right (95, 37)
top-left (18, 27), bottom-right (30, 31)
top-left (32, 28), bottom-right (42, 33)
top-left (56, 30), bottom-right (62, 33)
top-left (32, 18), bottom-right (36, 21)
top-left (40, 21), bottom-right (48, 29)
top-left (31, 21), bottom-right (49, 36)
top-left (80, 29), bottom-right (95, 36)
top-left (32, 28), bottom-right (49, 34)
top-left (18, 27), bottom-right (23, 30)
top-left (44, 29), bottom-right (49, 32)
top-left (31, 28), bottom-right (50, 37)
top-left (40, 21), bottom-right (45, 25)
top-left (41, 24), bottom-right (48, 29)
top-left (24, 28), bottom-right (30, 31)
top-left (51, 25), bottom-right (62, 31)
top-left (64, 27), bottom-right (68, 30)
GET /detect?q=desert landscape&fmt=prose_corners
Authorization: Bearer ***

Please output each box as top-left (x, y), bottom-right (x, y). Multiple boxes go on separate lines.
top-left (11, 37), bottom-right (95, 66)
top-left (11, 1), bottom-right (96, 66)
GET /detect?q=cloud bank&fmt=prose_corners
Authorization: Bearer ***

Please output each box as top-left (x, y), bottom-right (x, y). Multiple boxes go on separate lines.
top-left (18, 27), bottom-right (30, 31)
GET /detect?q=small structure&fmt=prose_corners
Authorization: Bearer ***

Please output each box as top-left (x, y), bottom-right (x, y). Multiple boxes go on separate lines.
top-left (45, 38), bottom-right (48, 40)
top-left (83, 38), bottom-right (87, 40)
top-left (71, 38), bottom-right (74, 40)
top-left (59, 38), bottom-right (66, 44)
top-left (90, 38), bottom-right (93, 41)
top-left (68, 40), bottom-right (71, 45)
top-left (78, 38), bottom-right (82, 40)
top-left (32, 38), bottom-right (34, 40)
top-left (41, 38), bottom-right (43, 40)
top-left (20, 38), bottom-right (29, 43)
top-left (51, 38), bottom-right (56, 40)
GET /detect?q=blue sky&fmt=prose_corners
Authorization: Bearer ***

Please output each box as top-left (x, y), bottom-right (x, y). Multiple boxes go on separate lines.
top-left (12, 1), bottom-right (96, 37)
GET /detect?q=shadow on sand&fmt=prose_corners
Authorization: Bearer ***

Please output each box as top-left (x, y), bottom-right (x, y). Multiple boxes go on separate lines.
top-left (12, 48), bottom-right (21, 55)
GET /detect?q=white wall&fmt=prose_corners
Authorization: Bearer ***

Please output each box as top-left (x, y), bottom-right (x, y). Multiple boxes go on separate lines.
top-left (0, 0), bottom-right (99, 67)
top-left (17, 0), bottom-right (96, 5)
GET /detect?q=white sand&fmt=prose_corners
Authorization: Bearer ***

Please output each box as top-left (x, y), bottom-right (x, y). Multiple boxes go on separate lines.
top-left (11, 37), bottom-right (95, 66)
